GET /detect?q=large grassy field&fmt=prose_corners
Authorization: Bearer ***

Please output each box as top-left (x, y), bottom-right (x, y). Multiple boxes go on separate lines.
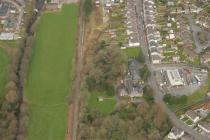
top-left (0, 48), bottom-right (9, 100)
top-left (25, 4), bottom-right (78, 140)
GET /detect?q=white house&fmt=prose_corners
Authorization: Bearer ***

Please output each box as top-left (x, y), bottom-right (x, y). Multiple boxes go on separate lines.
top-left (168, 127), bottom-right (184, 139)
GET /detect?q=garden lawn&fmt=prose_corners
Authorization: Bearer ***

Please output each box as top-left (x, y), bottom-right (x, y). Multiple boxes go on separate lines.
top-left (0, 48), bottom-right (9, 100)
top-left (123, 47), bottom-right (140, 57)
top-left (25, 4), bottom-right (78, 140)
top-left (88, 92), bottom-right (116, 115)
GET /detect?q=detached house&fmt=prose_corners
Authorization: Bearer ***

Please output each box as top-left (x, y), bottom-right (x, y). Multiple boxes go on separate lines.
top-left (185, 110), bottom-right (200, 123)
top-left (168, 127), bottom-right (184, 140)
top-left (198, 122), bottom-right (210, 134)
top-left (181, 134), bottom-right (196, 140)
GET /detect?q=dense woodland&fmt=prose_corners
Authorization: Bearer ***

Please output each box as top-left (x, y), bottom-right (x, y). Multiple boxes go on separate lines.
top-left (85, 41), bottom-right (127, 95)
top-left (78, 102), bottom-right (171, 140)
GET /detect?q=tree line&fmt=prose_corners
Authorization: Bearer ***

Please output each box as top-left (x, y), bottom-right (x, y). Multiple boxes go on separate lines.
top-left (0, 0), bottom-right (39, 139)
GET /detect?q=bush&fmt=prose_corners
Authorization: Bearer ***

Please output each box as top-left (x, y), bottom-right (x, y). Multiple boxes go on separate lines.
top-left (100, 82), bottom-right (115, 96)
top-left (140, 65), bottom-right (151, 81)
top-left (84, 0), bottom-right (92, 19)
top-left (136, 49), bottom-right (145, 63)
top-left (163, 94), bottom-right (187, 105)
top-left (86, 77), bottom-right (96, 91)
top-left (143, 86), bottom-right (154, 103)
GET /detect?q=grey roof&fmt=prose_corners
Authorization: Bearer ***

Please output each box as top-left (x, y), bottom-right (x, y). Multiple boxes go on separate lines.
top-left (149, 41), bottom-right (157, 47)
top-left (4, 18), bottom-right (17, 28)
top-left (186, 110), bottom-right (199, 120)
top-left (151, 54), bottom-right (161, 60)
top-left (171, 127), bottom-right (184, 136)
top-left (128, 59), bottom-right (141, 81)
top-left (181, 134), bottom-right (196, 140)
top-left (199, 122), bottom-right (210, 131)
top-left (0, 2), bottom-right (9, 17)
top-left (150, 47), bottom-right (159, 53)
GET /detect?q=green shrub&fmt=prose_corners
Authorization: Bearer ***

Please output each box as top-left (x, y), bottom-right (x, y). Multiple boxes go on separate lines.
top-left (163, 94), bottom-right (187, 105)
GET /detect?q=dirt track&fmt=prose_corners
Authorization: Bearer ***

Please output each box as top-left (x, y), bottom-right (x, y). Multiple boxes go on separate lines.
top-left (65, 1), bottom-right (85, 140)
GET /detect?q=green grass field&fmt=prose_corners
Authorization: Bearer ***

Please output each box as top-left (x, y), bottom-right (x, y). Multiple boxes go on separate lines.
top-left (0, 48), bottom-right (9, 100)
top-left (88, 92), bottom-right (116, 115)
top-left (25, 4), bottom-right (78, 140)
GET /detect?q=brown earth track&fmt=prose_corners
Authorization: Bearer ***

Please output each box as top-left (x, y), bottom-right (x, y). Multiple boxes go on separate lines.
top-left (65, 1), bottom-right (85, 140)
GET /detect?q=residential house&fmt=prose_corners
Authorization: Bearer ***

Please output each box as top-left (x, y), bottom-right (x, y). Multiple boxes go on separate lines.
top-left (118, 85), bottom-right (128, 96)
top-left (151, 54), bottom-right (161, 64)
top-left (185, 110), bottom-right (200, 123)
top-left (125, 0), bottom-right (140, 48)
top-left (120, 59), bottom-right (144, 98)
top-left (144, 0), bottom-right (163, 64)
top-left (198, 122), bottom-right (210, 134)
top-left (168, 127), bottom-right (185, 140)
top-left (0, 2), bottom-right (9, 20)
top-left (181, 134), bottom-right (196, 140)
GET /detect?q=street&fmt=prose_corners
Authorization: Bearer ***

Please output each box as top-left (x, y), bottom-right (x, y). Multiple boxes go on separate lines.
top-left (135, 0), bottom-right (208, 139)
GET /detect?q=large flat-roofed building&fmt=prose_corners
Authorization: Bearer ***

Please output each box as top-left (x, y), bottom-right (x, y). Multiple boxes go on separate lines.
top-left (166, 69), bottom-right (184, 86)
